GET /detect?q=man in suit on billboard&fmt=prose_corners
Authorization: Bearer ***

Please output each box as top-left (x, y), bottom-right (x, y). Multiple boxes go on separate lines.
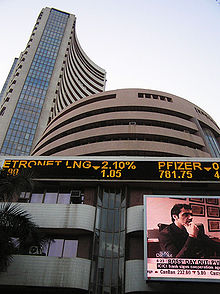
top-left (159, 204), bottom-right (220, 258)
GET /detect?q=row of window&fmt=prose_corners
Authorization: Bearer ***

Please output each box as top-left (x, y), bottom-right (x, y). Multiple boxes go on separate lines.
top-left (39, 42), bottom-right (61, 51)
top-left (20, 89), bottom-right (47, 98)
top-left (35, 118), bottom-right (197, 153)
top-left (19, 190), bottom-right (84, 204)
top-left (37, 130), bottom-right (203, 156)
top-left (1, 145), bottom-right (31, 156)
top-left (35, 50), bottom-right (58, 59)
top-left (138, 92), bottom-right (173, 102)
top-left (8, 125), bottom-right (36, 135)
top-left (195, 107), bottom-right (218, 127)
top-left (7, 119), bottom-right (37, 131)
top-left (45, 25), bottom-right (66, 34)
top-left (3, 137), bottom-right (32, 148)
top-left (12, 113), bottom-right (39, 124)
top-left (41, 36), bottom-right (63, 46)
top-left (17, 97), bottom-right (44, 108)
top-left (33, 54), bottom-right (57, 64)
top-left (29, 239), bottom-right (78, 258)
top-left (14, 106), bottom-right (41, 116)
top-left (25, 77), bottom-right (50, 86)
top-left (31, 61), bottom-right (54, 71)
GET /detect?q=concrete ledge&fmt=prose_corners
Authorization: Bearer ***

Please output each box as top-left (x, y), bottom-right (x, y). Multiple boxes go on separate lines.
top-left (0, 255), bottom-right (91, 290)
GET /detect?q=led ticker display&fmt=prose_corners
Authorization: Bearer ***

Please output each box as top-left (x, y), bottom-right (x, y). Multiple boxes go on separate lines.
top-left (1, 158), bottom-right (220, 182)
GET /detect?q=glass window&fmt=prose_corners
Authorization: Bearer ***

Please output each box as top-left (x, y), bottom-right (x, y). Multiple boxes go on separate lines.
top-left (57, 193), bottom-right (70, 204)
top-left (107, 210), bottom-right (114, 232)
top-left (97, 257), bottom-right (104, 284)
top-left (103, 191), bottom-right (109, 208)
top-left (105, 233), bottom-right (113, 257)
top-left (203, 127), bottom-right (220, 157)
top-left (112, 233), bottom-right (119, 257)
top-left (44, 192), bottom-right (57, 204)
top-left (30, 193), bottom-right (43, 203)
top-left (101, 209), bottom-right (108, 231)
top-left (111, 259), bottom-right (119, 286)
top-left (119, 233), bottom-right (125, 256)
top-left (99, 232), bottom-right (106, 256)
top-left (108, 193), bottom-right (115, 209)
top-left (103, 259), bottom-right (112, 286)
top-left (121, 208), bottom-right (125, 229)
top-left (63, 240), bottom-right (78, 258)
top-left (115, 192), bottom-right (121, 208)
top-left (114, 209), bottom-right (120, 232)
top-left (48, 239), bottom-right (63, 257)
top-left (95, 207), bottom-right (101, 229)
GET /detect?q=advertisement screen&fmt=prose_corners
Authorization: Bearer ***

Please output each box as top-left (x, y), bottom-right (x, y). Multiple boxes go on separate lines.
top-left (144, 195), bottom-right (220, 282)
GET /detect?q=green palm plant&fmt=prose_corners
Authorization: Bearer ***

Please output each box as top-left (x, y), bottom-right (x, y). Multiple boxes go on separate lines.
top-left (0, 202), bottom-right (50, 272)
top-left (0, 168), bottom-right (51, 272)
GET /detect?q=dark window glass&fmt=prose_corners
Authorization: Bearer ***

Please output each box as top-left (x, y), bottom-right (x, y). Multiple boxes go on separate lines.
top-left (113, 233), bottom-right (119, 257)
top-left (101, 209), bottom-right (108, 231)
top-left (108, 193), bottom-right (115, 209)
top-left (107, 210), bottom-right (114, 232)
top-left (103, 191), bottom-right (108, 208)
top-left (105, 233), bottom-right (113, 257)
top-left (111, 259), bottom-right (119, 286)
top-left (114, 209), bottom-right (120, 232)
top-left (99, 232), bottom-right (106, 256)
top-left (104, 259), bottom-right (112, 286)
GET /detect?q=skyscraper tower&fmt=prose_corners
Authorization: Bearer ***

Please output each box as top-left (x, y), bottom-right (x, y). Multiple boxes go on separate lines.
top-left (0, 7), bottom-right (106, 156)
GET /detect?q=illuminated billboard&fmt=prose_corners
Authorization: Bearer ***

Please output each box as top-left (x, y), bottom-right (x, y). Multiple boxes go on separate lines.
top-left (144, 195), bottom-right (220, 282)
top-left (1, 157), bottom-right (220, 182)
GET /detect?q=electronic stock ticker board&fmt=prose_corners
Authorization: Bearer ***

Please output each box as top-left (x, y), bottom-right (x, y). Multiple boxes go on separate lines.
top-left (1, 157), bottom-right (220, 182)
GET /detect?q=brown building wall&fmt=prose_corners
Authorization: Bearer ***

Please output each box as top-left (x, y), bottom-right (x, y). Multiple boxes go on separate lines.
top-left (32, 89), bottom-right (220, 158)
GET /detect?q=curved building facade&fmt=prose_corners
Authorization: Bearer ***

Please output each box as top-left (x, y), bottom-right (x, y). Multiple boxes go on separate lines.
top-left (50, 20), bottom-right (106, 120)
top-left (0, 7), bottom-right (106, 156)
top-left (32, 88), bottom-right (220, 157)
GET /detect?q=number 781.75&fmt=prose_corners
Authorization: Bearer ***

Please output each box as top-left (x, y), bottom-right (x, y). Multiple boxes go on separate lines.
top-left (159, 170), bottom-right (192, 179)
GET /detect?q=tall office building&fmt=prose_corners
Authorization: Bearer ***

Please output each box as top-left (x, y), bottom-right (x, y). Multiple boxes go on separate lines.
top-left (0, 7), bottom-right (106, 156)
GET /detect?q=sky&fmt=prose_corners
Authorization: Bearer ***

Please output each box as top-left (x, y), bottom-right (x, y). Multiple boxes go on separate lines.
top-left (0, 0), bottom-right (220, 126)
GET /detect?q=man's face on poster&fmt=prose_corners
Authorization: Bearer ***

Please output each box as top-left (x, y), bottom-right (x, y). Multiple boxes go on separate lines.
top-left (173, 208), bottom-right (193, 228)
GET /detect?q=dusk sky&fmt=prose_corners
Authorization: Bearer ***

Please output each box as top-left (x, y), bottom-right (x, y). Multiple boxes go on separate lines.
top-left (0, 0), bottom-right (220, 126)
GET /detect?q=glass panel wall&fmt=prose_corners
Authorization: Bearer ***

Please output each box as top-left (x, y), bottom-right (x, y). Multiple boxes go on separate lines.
top-left (90, 187), bottom-right (126, 294)
top-left (203, 128), bottom-right (220, 157)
